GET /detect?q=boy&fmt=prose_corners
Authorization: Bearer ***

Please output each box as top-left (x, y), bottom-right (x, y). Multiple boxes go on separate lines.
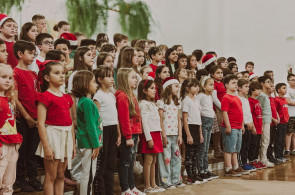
top-left (221, 75), bottom-right (244, 176)
top-left (113, 33), bottom-right (128, 69)
top-left (80, 39), bottom-right (97, 58)
top-left (237, 79), bottom-right (256, 172)
top-left (54, 38), bottom-right (73, 74)
top-left (285, 74), bottom-right (295, 156)
top-left (264, 70), bottom-right (274, 83)
top-left (29, 33), bottom-right (54, 74)
top-left (148, 39), bottom-right (156, 48)
top-left (0, 39), bottom-right (8, 63)
top-left (32, 14), bottom-right (47, 33)
top-left (274, 83), bottom-right (290, 163)
top-left (101, 43), bottom-right (116, 59)
top-left (96, 38), bottom-right (108, 53)
top-left (0, 14), bottom-right (18, 68)
top-left (247, 81), bottom-right (264, 169)
top-left (13, 40), bottom-right (43, 192)
top-left (245, 61), bottom-right (254, 76)
top-left (241, 71), bottom-right (250, 81)
top-left (148, 46), bottom-right (163, 73)
top-left (257, 76), bottom-right (274, 167)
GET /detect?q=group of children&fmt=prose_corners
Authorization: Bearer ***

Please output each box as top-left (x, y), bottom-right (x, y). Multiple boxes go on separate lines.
top-left (0, 13), bottom-right (294, 195)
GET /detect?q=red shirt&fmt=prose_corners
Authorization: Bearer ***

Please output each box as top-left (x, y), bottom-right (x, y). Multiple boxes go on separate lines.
top-left (269, 97), bottom-right (278, 126)
top-left (5, 41), bottom-right (18, 69)
top-left (275, 97), bottom-right (289, 124)
top-left (221, 94), bottom-right (243, 129)
top-left (248, 97), bottom-right (263, 134)
top-left (115, 90), bottom-right (142, 139)
top-left (13, 67), bottom-right (39, 118)
top-left (214, 80), bottom-right (226, 102)
top-left (37, 91), bottom-right (73, 126)
top-left (0, 97), bottom-right (23, 147)
top-left (149, 64), bottom-right (158, 73)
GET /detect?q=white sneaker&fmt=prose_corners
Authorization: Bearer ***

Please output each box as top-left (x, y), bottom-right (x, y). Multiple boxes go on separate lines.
top-left (176, 183), bottom-right (186, 188)
top-left (121, 189), bottom-right (134, 195)
top-left (165, 185), bottom-right (176, 190)
top-left (152, 186), bottom-right (166, 192)
top-left (144, 187), bottom-right (158, 193)
top-left (131, 187), bottom-right (146, 195)
top-left (263, 161), bottom-right (274, 168)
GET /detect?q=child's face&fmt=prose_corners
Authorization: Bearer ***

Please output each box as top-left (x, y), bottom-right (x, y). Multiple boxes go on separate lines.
top-left (36, 19), bottom-right (47, 33)
top-left (226, 79), bottom-right (238, 92)
top-left (189, 85), bottom-right (199, 95)
top-left (245, 65), bottom-right (254, 73)
top-left (45, 64), bottom-right (65, 87)
top-left (278, 85), bottom-right (287, 96)
top-left (212, 68), bottom-right (223, 81)
top-left (0, 66), bottom-right (13, 92)
top-left (239, 84), bottom-right (249, 95)
top-left (103, 55), bottom-right (114, 68)
top-left (288, 76), bottom-right (295, 88)
top-left (109, 50), bottom-right (116, 59)
top-left (252, 89), bottom-right (261, 97)
top-left (267, 72), bottom-right (274, 81)
top-left (142, 67), bottom-right (152, 80)
top-left (0, 44), bottom-right (8, 63)
top-left (236, 73), bottom-right (243, 80)
top-left (132, 50), bottom-right (139, 66)
top-left (169, 50), bottom-right (178, 63)
top-left (178, 57), bottom-right (187, 69)
top-left (232, 65), bottom-right (238, 73)
top-left (179, 69), bottom-right (188, 79)
top-left (176, 46), bottom-right (183, 54)
top-left (128, 71), bottom-right (138, 89)
top-left (58, 25), bottom-right (70, 35)
top-left (117, 39), bottom-right (128, 49)
top-left (152, 52), bottom-right (163, 63)
top-left (39, 38), bottom-right (54, 54)
top-left (89, 77), bottom-right (98, 95)
top-left (100, 75), bottom-right (114, 89)
top-left (137, 51), bottom-right (145, 66)
top-left (171, 83), bottom-right (180, 96)
top-left (220, 61), bottom-right (228, 69)
top-left (204, 79), bottom-right (215, 94)
top-left (27, 25), bottom-right (38, 42)
top-left (159, 67), bottom-right (170, 81)
top-left (189, 56), bottom-right (197, 69)
top-left (243, 73), bottom-right (249, 81)
top-left (144, 83), bottom-right (156, 99)
top-left (21, 50), bottom-right (35, 65)
top-left (59, 55), bottom-right (67, 67)
top-left (83, 50), bottom-right (94, 68)
top-left (55, 44), bottom-right (71, 56)
top-left (262, 78), bottom-right (272, 90)
top-left (87, 44), bottom-right (97, 58)
top-left (187, 71), bottom-right (196, 78)
top-left (0, 21), bottom-right (15, 38)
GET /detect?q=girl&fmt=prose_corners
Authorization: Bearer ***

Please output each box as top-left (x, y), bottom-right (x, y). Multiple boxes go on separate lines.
top-left (175, 53), bottom-right (187, 69)
top-left (192, 49), bottom-right (204, 70)
top-left (180, 78), bottom-right (204, 185)
top-left (174, 68), bottom-right (188, 85)
top-left (138, 79), bottom-right (165, 193)
top-left (35, 61), bottom-right (75, 195)
top-left (157, 77), bottom-right (185, 189)
top-left (154, 65), bottom-right (170, 101)
top-left (96, 52), bottom-right (114, 68)
top-left (19, 22), bottom-right (38, 43)
top-left (134, 39), bottom-right (149, 54)
top-left (0, 64), bottom-right (23, 194)
top-left (115, 68), bottom-right (145, 195)
top-left (197, 76), bottom-right (219, 180)
top-left (0, 40), bottom-right (8, 63)
top-left (228, 62), bottom-right (238, 73)
top-left (137, 48), bottom-right (146, 67)
top-left (72, 70), bottom-right (102, 195)
top-left (217, 57), bottom-right (228, 69)
top-left (235, 72), bottom-right (243, 80)
top-left (140, 66), bottom-right (153, 80)
top-left (186, 55), bottom-right (197, 73)
top-left (53, 21), bottom-right (70, 37)
top-left (165, 48), bottom-right (178, 76)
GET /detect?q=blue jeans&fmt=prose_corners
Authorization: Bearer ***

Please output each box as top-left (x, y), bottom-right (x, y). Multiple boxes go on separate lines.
top-left (118, 134), bottom-right (138, 192)
top-left (158, 135), bottom-right (182, 188)
top-left (198, 116), bottom-right (214, 173)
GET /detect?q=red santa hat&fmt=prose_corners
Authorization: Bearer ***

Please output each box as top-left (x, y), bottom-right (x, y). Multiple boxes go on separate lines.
top-left (148, 71), bottom-right (155, 80)
top-left (60, 33), bottom-right (78, 46)
top-left (202, 54), bottom-right (216, 67)
top-left (0, 14), bottom-right (12, 26)
top-left (162, 77), bottom-right (179, 90)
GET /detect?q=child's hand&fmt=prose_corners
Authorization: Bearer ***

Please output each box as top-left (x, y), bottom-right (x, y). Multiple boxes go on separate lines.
top-left (177, 136), bottom-right (182, 145)
top-left (162, 136), bottom-right (168, 148)
top-left (247, 123), bottom-right (253, 131)
top-left (126, 139), bottom-right (134, 147)
top-left (252, 129), bottom-right (257, 135)
top-left (277, 117), bottom-right (280, 124)
top-left (187, 135), bottom-right (193, 145)
top-left (26, 117), bottom-right (37, 128)
top-left (116, 135), bottom-right (121, 147)
top-left (242, 126), bottom-right (245, 134)
top-left (273, 119), bottom-right (279, 125)
top-left (200, 134), bottom-right (204, 143)
top-left (147, 140), bottom-right (154, 149)
top-left (225, 127), bottom-right (231, 135)
top-left (72, 146), bottom-right (76, 159)
top-left (92, 147), bottom-right (100, 160)
top-left (44, 146), bottom-right (54, 161)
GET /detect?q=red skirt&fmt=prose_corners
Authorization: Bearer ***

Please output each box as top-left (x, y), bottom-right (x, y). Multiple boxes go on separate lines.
top-left (139, 131), bottom-right (163, 154)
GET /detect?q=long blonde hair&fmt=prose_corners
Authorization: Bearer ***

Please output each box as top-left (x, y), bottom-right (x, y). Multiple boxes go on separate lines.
top-left (0, 64), bottom-right (15, 105)
top-left (117, 68), bottom-right (137, 116)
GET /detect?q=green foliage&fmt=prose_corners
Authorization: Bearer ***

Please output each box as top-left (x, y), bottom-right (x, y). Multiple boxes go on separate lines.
top-left (0, 0), bottom-right (24, 13)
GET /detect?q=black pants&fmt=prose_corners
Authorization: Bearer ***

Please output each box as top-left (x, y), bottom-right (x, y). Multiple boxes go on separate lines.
top-left (267, 125), bottom-right (276, 160)
top-left (248, 134), bottom-right (261, 162)
top-left (16, 117), bottom-right (40, 181)
top-left (274, 123), bottom-right (287, 159)
top-left (239, 125), bottom-right (251, 165)
top-left (93, 125), bottom-right (118, 195)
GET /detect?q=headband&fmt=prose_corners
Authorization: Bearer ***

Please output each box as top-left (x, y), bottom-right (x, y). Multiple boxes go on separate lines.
top-left (201, 75), bottom-right (211, 87)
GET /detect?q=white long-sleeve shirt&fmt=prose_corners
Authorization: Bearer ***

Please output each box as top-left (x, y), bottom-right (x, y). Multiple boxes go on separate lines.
top-left (238, 96), bottom-right (253, 124)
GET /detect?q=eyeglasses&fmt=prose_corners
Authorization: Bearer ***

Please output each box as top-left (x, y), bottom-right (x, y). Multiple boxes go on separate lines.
top-left (42, 41), bottom-right (54, 45)
top-left (289, 79), bottom-right (295, 82)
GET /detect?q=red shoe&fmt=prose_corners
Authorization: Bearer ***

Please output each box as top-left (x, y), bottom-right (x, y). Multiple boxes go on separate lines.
top-left (249, 161), bottom-right (262, 170)
top-left (257, 161), bottom-right (267, 169)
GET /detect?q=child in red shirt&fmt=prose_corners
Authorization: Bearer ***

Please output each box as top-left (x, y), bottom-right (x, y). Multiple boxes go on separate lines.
top-left (274, 83), bottom-right (289, 162)
top-left (245, 61), bottom-right (254, 76)
top-left (148, 46), bottom-right (163, 73)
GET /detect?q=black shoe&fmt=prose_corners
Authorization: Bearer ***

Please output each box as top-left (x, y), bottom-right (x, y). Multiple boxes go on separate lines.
top-left (199, 173), bottom-right (212, 181)
top-left (28, 177), bottom-right (43, 191)
top-left (284, 150), bottom-right (290, 156)
top-left (15, 180), bottom-right (34, 192)
top-left (269, 158), bottom-right (280, 165)
top-left (193, 174), bottom-right (206, 183)
top-left (206, 171), bottom-right (219, 179)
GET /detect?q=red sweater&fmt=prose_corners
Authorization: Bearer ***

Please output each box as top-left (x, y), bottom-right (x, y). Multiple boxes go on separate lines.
top-left (275, 97), bottom-right (289, 124)
top-left (248, 97), bottom-right (263, 134)
top-left (5, 41), bottom-right (18, 68)
top-left (115, 90), bottom-right (142, 139)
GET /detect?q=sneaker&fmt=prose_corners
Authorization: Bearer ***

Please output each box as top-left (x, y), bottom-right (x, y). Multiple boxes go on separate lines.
top-left (199, 173), bottom-right (212, 181)
top-left (165, 185), bottom-right (176, 190)
top-left (131, 187), bottom-right (146, 195)
top-left (194, 174), bottom-right (207, 183)
top-left (206, 171), bottom-right (219, 179)
top-left (242, 164), bottom-right (253, 172)
top-left (257, 161), bottom-right (267, 169)
top-left (121, 189), bottom-right (134, 195)
top-left (277, 158), bottom-right (286, 163)
top-left (152, 185), bottom-right (166, 192)
top-left (284, 157), bottom-right (291, 162)
top-left (187, 177), bottom-right (201, 185)
top-left (249, 161), bottom-right (262, 170)
top-left (27, 177), bottom-right (43, 191)
top-left (234, 167), bottom-right (250, 175)
top-left (292, 150), bottom-right (295, 155)
top-left (144, 187), bottom-right (158, 193)
top-left (284, 150), bottom-right (290, 156)
top-left (269, 158), bottom-right (280, 165)
top-left (262, 161), bottom-right (274, 168)
top-left (225, 169), bottom-right (241, 177)
top-left (176, 183), bottom-right (186, 188)
top-left (15, 180), bottom-right (34, 192)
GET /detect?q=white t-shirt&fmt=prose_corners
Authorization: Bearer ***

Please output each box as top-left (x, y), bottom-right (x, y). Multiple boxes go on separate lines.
top-left (67, 70), bottom-right (77, 94)
top-left (238, 96), bottom-right (253, 124)
top-left (182, 96), bottom-right (202, 125)
top-left (93, 90), bottom-right (118, 126)
top-left (196, 93), bottom-right (215, 118)
top-left (285, 87), bottom-right (295, 117)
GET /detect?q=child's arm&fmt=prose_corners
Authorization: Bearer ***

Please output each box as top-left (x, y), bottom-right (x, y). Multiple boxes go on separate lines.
top-left (177, 109), bottom-right (182, 145)
top-left (140, 103), bottom-right (154, 149)
top-left (70, 95), bottom-right (77, 128)
top-left (116, 124), bottom-right (121, 147)
top-left (158, 109), bottom-right (167, 148)
top-left (286, 97), bottom-right (295, 106)
top-left (14, 90), bottom-right (36, 128)
top-left (222, 111), bottom-right (231, 135)
top-left (199, 125), bottom-right (204, 143)
top-left (212, 90), bottom-right (221, 109)
top-left (70, 105), bottom-right (76, 158)
top-left (182, 112), bottom-right (192, 145)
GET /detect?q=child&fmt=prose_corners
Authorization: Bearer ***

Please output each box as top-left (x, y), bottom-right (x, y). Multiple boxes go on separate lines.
top-left (54, 38), bottom-right (73, 74)
top-left (187, 70), bottom-right (196, 78)
top-left (165, 48), bottom-right (178, 75)
top-left (101, 43), bottom-right (116, 59)
top-left (221, 75), bottom-right (244, 176)
top-left (157, 77), bottom-right (185, 189)
top-left (180, 78), bottom-right (204, 185)
top-left (285, 74), bottom-right (295, 156)
top-left (138, 79), bottom-right (165, 193)
top-left (248, 81), bottom-right (264, 170)
top-left (235, 72), bottom-right (243, 80)
top-left (264, 70), bottom-right (274, 83)
top-left (115, 68), bottom-right (145, 195)
top-left (0, 40), bottom-right (8, 63)
top-left (96, 39), bottom-right (108, 53)
top-left (13, 40), bottom-right (43, 192)
top-left (148, 46), bottom-right (163, 73)
top-left (237, 79), bottom-right (256, 172)
top-left (186, 55), bottom-right (197, 73)
top-left (274, 83), bottom-right (289, 163)
top-left (174, 68), bottom-right (188, 85)
top-left (172, 45), bottom-right (183, 54)
top-left (245, 61), bottom-right (254, 76)
top-left (249, 74), bottom-right (259, 82)
top-left (228, 63), bottom-right (238, 73)
top-left (35, 61), bottom-right (75, 195)
top-left (113, 33), bottom-right (128, 69)
top-left (96, 33), bottom-right (109, 43)
top-left (92, 66), bottom-right (121, 195)
top-left (154, 65), bottom-right (170, 101)
top-left (0, 14), bottom-right (18, 68)
top-left (192, 49), bottom-right (204, 70)
top-left (257, 76), bottom-right (274, 167)
top-left (0, 64), bottom-right (23, 194)
top-left (72, 70), bottom-right (102, 195)
top-left (217, 57), bottom-right (228, 69)
top-left (197, 76), bottom-right (219, 179)
top-left (19, 22), bottom-right (38, 44)
top-left (137, 48), bottom-right (146, 66)
top-left (53, 21), bottom-right (70, 37)
top-left (96, 52), bottom-right (114, 68)
top-left (175, 53), bottom-right (187, 69)
top-left (80, 39), bottom-right (97, 58)
top-left (140, 66), bottom-right (153, 80)
top-left (32, 14), bottom-right (47, 33)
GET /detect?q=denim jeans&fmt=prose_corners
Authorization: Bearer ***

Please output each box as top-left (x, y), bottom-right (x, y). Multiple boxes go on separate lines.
top-left (118, 134), bottom-right (138, 192)
top-left (158, 135), bottom-right (182, 188)
top-left (198, 116), bottom-right (214, 173)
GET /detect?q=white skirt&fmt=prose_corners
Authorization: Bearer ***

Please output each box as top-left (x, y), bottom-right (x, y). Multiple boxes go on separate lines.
top-left (36, 125), bottom-right (73, 169)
